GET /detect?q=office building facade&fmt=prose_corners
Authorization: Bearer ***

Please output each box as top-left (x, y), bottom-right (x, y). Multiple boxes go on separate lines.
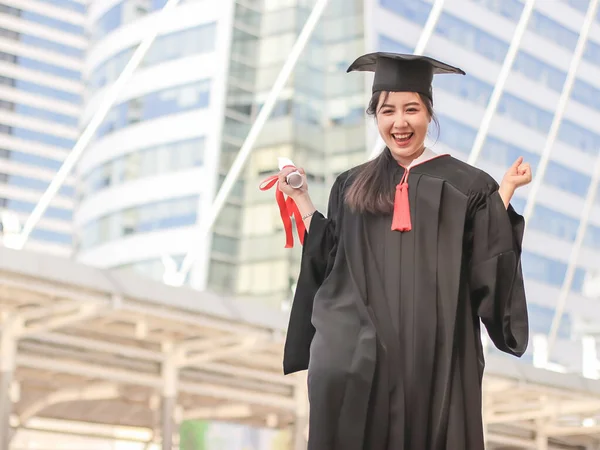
top-left (77, 0), bottom-right (232, 288)
top-left (0, 0), bottom-right (85, 256)
top-left (372, 0), bottom-right (600, 370)
top-left (75, 0), bottom-right (600, 370)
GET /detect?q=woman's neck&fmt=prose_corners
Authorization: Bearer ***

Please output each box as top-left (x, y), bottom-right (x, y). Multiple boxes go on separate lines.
top-left (392, 145), bottom-right (426, 167)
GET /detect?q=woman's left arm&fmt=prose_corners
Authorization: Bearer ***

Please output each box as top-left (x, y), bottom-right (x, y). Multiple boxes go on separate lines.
top-left (469, 180), bottom-right (529, 357)
top-left (499, 156), bottom-right (533, 208)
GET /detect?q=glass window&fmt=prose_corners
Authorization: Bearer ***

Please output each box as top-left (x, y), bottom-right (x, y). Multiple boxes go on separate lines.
top-left (35, 0), bottom-right (86, 13)
top-left (522, 251), bottom-right (587, 292)
top-left (529, 205), bottom-right (580, 241)
top-left (522, 251), bottom-right (567, 286)
top-left (528, 11), bottom-right (578, 52)
top-left (0, 148), bottom-right (62, 170)
top-left (436, 13), bottom-right (508, 63)
top-left (80, 195), bottom-right (199, 248)
top-left (571, 78), bottom-right (600, 112)
top-left (585, 225), bottom-right (600, 250)
top-left (378, 34), bottom-right (411, 53)
top-left (497, 93), bottom-right (553, 134)
top-left (378, 0), bottom-right (431, 24)
top-left (1, 124), bottom-right (76, 149)
top-left (0, 76), bottom-right (81, 104)
top-left (115, 254), bottom-right (187, 282)
top-left (211, 234), bottom-right (239, 257)
top-left (79, 138), bottom-right (205, 197)
top-left (584, 41), bottom-right (600, 67)
top-left (3, 197), bottom-right (72, 220)
top-left (91, 0), bottom-right (203, 42)
top-left (436, 114), bottom-right (477, 152)
top-left (482, 0), bottom-right (599, 66)
top-left (18, 31), bottom-right (84, 59)
top-left (0, 4), bottom-right (85, 35)
top-left (558, 120), bottom-right (600, 156)
top-left (544, 161), bottom-right (591, 196)
top-left (208, 259), bottom-right (237, 292)
top-left (30, 228), bottom-right (72, 245)
top-left (0, 27), bottom-right (83, 58)
top-left (0, 51), bottom-right (81, 81)
top-left (88, 23), bottom-right (216, 93)
top-left (91, 2), bottom-right (123, 42)
top-left (513, 51), bottom-right (566, 93)
top-left (481, 137), bottom-right (539, 170)
top-left (560, 0), bottom-right (589, 14)
top-left (510, 197), bottom-right (525, 213)
top-left (433, 73), bottom-right (492, 107)
top-left (1, 103), bottom-right (78, 127)
top-left (528, 303), bottom-right (571, 339)
top-left (469, 0), bottom-right (523, 21)
top-left (95, 80), bottom-right (210, 139)
top-left (2, 173), bottom-right (73, 196)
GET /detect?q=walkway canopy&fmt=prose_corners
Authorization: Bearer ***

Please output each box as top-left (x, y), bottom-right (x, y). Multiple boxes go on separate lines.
top-left (2, 247), bottom-right (600, 449)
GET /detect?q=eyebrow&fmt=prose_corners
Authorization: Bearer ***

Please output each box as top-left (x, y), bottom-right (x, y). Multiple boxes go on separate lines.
top-left (380, 102), bottom-right (421, 109)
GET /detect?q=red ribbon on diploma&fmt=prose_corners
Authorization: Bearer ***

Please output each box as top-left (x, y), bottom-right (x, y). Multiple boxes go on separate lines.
top-left (259, 166), bottom-right (306, 248)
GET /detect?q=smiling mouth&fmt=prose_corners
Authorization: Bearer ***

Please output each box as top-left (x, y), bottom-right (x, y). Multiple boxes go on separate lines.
top-left (392, 132), bottom-right (414, 145)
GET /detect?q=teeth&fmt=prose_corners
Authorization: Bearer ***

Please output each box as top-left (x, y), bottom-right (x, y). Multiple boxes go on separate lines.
top-left (393, 133), bottom-right (412, 139)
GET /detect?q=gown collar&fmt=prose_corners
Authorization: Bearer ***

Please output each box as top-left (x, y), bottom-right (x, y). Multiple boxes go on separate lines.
top-left (405, 147), bottom-right (438, 168)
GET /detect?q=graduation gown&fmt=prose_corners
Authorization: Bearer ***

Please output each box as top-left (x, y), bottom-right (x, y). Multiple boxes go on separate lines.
top-left (283, 151), bottom-right (529, 450)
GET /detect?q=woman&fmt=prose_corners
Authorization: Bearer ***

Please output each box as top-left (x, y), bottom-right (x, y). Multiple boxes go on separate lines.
top-left (278, 53), bottom-right (531, 450)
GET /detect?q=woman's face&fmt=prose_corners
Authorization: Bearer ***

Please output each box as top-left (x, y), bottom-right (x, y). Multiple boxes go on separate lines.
top-left (376, 91), bottom-right (430, 165)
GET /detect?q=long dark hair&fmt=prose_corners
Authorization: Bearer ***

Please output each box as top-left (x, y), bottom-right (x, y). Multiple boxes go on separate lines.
top-left (345, 91), bottom-right (439, 215)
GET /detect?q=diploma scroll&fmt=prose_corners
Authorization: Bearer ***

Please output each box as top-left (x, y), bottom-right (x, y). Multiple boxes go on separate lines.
top-left (278, 157), bottom-right (304, 189)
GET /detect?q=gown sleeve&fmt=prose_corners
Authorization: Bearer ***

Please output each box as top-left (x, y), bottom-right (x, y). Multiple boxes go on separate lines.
top-left (283, 175), bottom-right (343, 374)
top-left (468, 180), bottom-right (529, 357)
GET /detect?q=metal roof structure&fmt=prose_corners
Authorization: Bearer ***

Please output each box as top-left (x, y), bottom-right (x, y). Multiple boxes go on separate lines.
top-left (2, 247), bottom-right (600, 450)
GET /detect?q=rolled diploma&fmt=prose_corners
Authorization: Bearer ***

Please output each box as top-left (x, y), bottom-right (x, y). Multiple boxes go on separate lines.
top-left (278, 157), bottom-right (303, 189)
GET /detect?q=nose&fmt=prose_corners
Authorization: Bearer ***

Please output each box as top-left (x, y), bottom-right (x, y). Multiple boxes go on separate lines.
top-left (393, 113), bottom-right (409, 129)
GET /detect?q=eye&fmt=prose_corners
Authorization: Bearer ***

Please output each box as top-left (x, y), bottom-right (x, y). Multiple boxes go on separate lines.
top-left (406, 107), bottom-right (419, 113)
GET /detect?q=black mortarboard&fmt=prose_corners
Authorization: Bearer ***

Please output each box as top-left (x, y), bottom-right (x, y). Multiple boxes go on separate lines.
top-left (347, 52), bottom-right (466, 103)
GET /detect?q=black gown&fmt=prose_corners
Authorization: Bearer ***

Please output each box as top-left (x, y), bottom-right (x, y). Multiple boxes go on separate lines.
top-left (283, 153), bottom-right (529, 450)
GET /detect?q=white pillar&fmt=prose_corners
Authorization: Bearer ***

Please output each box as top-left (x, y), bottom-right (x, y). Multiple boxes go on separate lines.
top-left (161, 349), bottom-right (179, 450)
top-left (293, 376), bottom-right (309, 450)
top-left (0, 320), bottom-right (19, 450)
top-left (522, 0), bottom-right (600, 225)
top-left (547, 146), bottom-right (600, 354)
top-left (535, 419), bottom-right (548, 450)
top-left (466, 0), bottom-right (536, 166)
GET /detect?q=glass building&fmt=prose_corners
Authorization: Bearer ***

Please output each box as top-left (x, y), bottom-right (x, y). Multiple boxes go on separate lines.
top-left (371, 0), bottom-right (600, 370)
top-left (0, 0), bottom-right (85, 256)
top-left (75, 0), bottom-right (600, 370)
top-left (76, 0), bottom-right (230, 287)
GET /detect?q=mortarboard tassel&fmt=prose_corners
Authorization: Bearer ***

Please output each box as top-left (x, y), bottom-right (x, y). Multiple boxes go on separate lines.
top-left (391, 170), bottom-right (411, 232)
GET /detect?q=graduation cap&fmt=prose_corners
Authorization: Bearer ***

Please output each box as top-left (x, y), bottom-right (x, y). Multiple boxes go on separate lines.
top-left (347, 52), bottom-right (466, 103)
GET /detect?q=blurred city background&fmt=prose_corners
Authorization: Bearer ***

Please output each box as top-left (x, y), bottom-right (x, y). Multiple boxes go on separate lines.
top-left (1, 0), bottom-right (600, 448)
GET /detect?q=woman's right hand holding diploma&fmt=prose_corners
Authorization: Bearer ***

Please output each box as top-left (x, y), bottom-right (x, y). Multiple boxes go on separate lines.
top-left (278, 166), bottom-right (309, 198)
top-left (278, 166), bottom-right (317, 230)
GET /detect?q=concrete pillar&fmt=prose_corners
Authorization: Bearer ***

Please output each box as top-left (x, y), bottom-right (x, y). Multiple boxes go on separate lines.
top-left (535, 419), bottom-right (548, 450)
top-left (293, 376), bottom-right (309, 450)
top-left (161, 350), bottom-right (178, 450)
top-left (0, 326), bottom-right (17, 450)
